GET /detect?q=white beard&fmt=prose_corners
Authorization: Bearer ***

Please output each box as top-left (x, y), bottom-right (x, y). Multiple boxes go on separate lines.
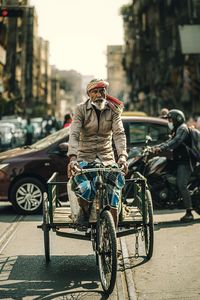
top-left (91, 99), bottom-right (107, 111)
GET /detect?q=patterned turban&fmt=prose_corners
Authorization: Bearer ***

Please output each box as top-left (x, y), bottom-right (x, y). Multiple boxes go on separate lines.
top-left (87, 79), bottom-right (124, 114)
top-left (86, 79), bottom-right (109, 94)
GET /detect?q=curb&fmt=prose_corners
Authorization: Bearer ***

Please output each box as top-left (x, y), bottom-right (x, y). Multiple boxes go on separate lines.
top-left (120, 237), bottom-right (137, 300)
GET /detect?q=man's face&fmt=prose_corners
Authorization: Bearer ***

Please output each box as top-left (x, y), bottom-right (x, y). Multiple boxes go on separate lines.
top-left (89, 88), bottom-right (107, 110)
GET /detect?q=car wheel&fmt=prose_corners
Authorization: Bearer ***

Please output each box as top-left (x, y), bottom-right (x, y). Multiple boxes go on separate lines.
top-left (10, 177), bottom-right (46, 215)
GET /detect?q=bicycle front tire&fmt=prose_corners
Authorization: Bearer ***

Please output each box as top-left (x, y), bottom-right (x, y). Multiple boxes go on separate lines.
top-left (97, 210), bottom-right (117, 294)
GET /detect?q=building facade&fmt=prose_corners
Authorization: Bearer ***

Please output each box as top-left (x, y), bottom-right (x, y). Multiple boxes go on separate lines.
top-left (0, 0), bottom-right (53, 117)
top-left (121, 0), bottom-right (200, 117)
top-left (107, 45), bottom-right (129, 106)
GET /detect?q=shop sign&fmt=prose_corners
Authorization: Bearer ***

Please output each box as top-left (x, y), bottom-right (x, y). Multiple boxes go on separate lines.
top-left (179, 25), bottom-right (200, 54)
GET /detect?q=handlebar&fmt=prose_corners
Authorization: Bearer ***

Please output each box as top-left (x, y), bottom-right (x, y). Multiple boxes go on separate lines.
top-left (142, 146), bottom-right (154, 156)
top-left (129, 146), bottom-right (154, 158)
top-left (74, 165), bottom-right (125, 175)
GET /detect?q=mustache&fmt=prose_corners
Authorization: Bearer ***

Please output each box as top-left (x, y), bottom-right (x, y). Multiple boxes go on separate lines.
top-left (94, 98), bottom-right (106, 102)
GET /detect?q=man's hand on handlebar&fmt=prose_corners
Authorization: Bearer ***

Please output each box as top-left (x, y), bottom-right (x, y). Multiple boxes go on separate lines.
top-left (67, 156), bottom-right (80, 177)
top-left (117, 155), bottom-right (128, 175)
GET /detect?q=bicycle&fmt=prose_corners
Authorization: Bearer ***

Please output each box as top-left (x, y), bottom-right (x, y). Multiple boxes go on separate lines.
top-left (38, 166), bottom-right (154, 295)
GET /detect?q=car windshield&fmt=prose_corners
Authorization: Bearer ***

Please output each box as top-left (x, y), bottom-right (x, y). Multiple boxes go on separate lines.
top-left (127, 122), bottom-right (169, 146)
top-left (29, 127), bottom-right (69, 149)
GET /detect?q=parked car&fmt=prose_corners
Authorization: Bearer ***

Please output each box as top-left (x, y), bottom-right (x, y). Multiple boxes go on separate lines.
top-left (122, 116), bottom-right (169, 152)
top-left (0, 123), bottom-right (17, 151)
top-left (0, 119), bottom-right (25, 147)
top-left (0, 116), bottom-right (169, 214)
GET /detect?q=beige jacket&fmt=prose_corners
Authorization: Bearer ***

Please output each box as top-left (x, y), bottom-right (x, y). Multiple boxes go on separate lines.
top-left (68, 99), bottom-right (127, 165)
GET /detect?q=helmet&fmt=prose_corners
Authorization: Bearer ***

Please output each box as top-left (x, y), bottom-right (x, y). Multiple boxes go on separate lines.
top-left (167, 109), bottom-right (185, 126)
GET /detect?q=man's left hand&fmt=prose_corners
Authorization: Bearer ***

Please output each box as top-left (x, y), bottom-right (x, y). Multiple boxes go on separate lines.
top-left (117, 155), bottom-right (128, 174)
top-left (152, 146), bottom-right (162, 154)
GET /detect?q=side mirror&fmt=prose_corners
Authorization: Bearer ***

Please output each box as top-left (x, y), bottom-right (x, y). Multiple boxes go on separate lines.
top-left (58, 142), bottom-right (69, 153)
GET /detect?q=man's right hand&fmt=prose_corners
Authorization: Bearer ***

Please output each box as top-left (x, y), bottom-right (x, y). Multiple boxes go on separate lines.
top-left (67, 156), bottom-right (79, 177)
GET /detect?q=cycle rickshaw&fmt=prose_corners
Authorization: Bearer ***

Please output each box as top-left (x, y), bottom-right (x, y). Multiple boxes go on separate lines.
top-left (39, 167), bottom-right (154, 295)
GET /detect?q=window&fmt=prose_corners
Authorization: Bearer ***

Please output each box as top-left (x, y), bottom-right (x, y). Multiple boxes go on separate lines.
top-left (124, 121), bottom-right (169, 149)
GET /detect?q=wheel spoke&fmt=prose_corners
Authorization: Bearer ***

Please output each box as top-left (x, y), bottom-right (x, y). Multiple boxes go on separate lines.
top-left (17, 197), bottom-right (27, 204)
top-left (32, 190), bottom-right (42, 198)
top-left (18, 186), bottom-right (27, 195)
top-left (24, 200), bottom-right (32, 210)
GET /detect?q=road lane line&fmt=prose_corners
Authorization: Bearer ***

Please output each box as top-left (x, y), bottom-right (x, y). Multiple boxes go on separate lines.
top-left (0, 215), bottom-right (24, 253)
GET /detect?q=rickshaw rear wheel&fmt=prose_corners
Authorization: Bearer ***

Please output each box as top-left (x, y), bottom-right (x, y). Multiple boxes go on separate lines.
top-left (143, 189), bottom-right (154, 260)
top-left (97, 210), bottom-right (117, 295)
top-left (43, 192), bottom-right (50, 263)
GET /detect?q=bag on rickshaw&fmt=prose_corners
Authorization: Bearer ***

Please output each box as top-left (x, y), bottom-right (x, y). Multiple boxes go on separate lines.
top-left (67, 179), bottom-right (80, 221)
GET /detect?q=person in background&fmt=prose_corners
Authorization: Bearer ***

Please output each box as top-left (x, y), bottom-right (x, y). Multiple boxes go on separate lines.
top-left (24, 117), bottom-right (34, 145)
top-left (67, 78), bottom-right (128, 228)
top-left (153, 109), bottom-right (196, 222)
top-left (63, 113), bottom-right (72, 128)
top-left (159, 108), bottom-right (169, 119)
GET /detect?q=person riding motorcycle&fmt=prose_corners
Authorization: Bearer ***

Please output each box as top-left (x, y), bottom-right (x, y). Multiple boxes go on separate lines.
top-left (153, 109), bottom-right (196, 222)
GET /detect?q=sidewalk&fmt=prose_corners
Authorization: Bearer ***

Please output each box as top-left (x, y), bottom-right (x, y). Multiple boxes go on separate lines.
top-left (125, 209), bottom-right (200, 300)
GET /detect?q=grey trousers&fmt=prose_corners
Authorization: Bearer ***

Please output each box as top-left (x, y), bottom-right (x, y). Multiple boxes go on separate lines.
top-left (176, 163), bottom-right (192, 209)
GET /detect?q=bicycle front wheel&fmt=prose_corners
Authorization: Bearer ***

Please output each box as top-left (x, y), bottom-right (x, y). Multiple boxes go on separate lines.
top-left (97, 210), bottom-right (117, 295)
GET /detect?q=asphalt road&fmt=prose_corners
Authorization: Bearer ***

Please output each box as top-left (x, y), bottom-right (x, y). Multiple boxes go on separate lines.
top-left (125, 209), bottom-right (200, 300)
top-left (0, 202), bottom-right (200, 300)
top-left (0, 202), bottom-right (126, 299)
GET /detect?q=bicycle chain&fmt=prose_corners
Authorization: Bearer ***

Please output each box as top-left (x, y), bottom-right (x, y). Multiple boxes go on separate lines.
top-left (135, 231), bottom-right (139, 258)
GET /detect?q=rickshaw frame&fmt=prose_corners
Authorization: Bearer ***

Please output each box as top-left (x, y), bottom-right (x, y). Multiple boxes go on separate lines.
top-left (39, 169), bottom-right (154, 294)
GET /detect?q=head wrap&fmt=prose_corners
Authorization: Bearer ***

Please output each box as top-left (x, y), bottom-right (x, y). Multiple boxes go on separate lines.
top-left (87, 79), bottom-right (109, 94)
top-left (87, 79), bottom-right (124, 114)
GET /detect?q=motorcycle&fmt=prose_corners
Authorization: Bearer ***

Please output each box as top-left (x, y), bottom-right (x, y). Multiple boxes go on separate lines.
top-left (127, 140), bottom-right (200, 214)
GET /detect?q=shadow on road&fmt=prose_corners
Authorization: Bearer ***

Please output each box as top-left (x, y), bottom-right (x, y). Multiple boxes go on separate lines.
top-left (154, 218), bottom-right (200, 230)
top-left (0, 202), bottom-right (42, 223)
top-left (0, 202), bottom-right (16, 214)
top-left (154, 209), bottom-right (185, 215)
top-left (0, 254), bottom-right (110, 299)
